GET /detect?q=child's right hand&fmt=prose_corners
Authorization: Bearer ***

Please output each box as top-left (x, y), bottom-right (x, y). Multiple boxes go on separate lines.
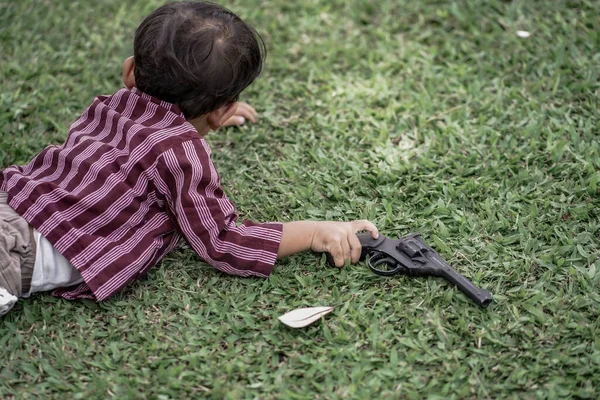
top-left (220, 102), bottom-right (258, 127)
top-left (310, 220), bottom-right (379, 267)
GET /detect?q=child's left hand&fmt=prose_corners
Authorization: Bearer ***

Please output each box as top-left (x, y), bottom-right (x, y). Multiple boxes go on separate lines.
top-left (221, 102), bottom-right (258, 127)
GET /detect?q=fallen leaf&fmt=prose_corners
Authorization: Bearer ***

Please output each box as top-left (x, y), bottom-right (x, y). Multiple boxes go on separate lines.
top-left (278, 306), bottom-right (334, 328)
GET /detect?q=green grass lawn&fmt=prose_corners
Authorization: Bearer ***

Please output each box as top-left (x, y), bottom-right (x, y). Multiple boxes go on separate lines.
top-left (1, 0), bottom-right (599, 398)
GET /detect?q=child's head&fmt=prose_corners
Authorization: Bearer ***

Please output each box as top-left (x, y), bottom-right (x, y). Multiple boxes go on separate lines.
top-left (127, 1), bottom-right (265, 121)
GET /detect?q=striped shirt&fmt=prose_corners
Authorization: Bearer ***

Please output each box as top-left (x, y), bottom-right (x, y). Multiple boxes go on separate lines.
top-left (0, 87), bottom-right (283, 301)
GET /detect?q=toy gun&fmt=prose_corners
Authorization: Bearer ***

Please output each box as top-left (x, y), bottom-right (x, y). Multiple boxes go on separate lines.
top-left (331, 233), bottom-right (493, 307)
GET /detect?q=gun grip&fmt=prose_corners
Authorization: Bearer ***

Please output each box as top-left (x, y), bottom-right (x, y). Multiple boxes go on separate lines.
top-left (355, 232), bottom-right (385, 262)
top-left (356, 232), bottom-right (385, 248)
top-left (325, 233), bottom-right (384, 267)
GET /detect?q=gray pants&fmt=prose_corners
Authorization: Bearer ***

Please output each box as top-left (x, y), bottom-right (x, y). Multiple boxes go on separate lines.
top-left (0, 192), bottom-right (35, 298)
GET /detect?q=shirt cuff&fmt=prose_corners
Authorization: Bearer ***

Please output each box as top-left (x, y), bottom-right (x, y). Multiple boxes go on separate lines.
top-left (240, 221), bottom-right (283, 276)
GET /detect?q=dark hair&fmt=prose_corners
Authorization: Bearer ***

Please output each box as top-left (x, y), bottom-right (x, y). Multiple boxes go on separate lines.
top-left (133, 1), bottom-right (266, 119)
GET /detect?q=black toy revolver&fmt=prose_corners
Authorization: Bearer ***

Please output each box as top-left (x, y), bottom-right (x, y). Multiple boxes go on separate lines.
top-left (333, 233), bottom-right (493, 307)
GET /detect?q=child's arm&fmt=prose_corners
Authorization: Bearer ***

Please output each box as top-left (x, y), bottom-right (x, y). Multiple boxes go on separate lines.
top-left (155, 138), bottom-right (379, 277)
top-left (278, 220), bottom-right (379, 267)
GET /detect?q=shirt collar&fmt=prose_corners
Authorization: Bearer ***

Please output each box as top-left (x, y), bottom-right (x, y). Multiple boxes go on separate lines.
top-left (130, 87), bottom-right (185, 118)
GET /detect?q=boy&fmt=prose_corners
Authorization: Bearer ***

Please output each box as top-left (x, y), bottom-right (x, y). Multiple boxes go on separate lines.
top-left (0, 1), bottom-right (378, 316)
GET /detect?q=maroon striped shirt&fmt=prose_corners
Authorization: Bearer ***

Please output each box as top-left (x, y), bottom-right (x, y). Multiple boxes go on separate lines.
top-left (0, 88), bottom-right (282, 301)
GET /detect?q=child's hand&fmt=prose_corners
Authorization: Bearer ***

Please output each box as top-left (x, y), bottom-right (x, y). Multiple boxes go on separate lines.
top-left (221, 102), bottom-right (258, 127)
top-left (310, 220), bottom-right (379, 267)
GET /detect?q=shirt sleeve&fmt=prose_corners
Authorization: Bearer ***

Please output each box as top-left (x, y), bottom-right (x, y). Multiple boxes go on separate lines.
top-left (154, 138), bottom-right (283, 277)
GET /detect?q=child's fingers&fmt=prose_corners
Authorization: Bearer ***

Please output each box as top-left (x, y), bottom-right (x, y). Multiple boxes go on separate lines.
top-left (236, 102), bottom-right (258, 123)
top-left (341, 238), bottom-right (352, 265)
top-left (221, 115), bottom-right (245, 127)
top-left (348, 233), bottom-right (362, 263)
top-left (330, 243), bottom-right (345, 267)
top-left (351, 219), bottom-right (379, 239)
top-left (239, 102), bottom-right (258, 118)
top-left (237, 108), bottom-right (256, 123)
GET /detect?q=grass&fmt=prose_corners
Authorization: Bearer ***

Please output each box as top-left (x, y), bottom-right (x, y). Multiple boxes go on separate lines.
top-left (1, 0), bottom-right (599, 398)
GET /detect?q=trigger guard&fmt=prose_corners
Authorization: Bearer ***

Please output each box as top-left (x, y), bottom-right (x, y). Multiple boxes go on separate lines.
top-left (367, 251), bottom-right (403, 276)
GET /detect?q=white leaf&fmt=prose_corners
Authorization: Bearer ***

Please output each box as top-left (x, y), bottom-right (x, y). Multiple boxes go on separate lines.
top-left (0, 287), bottom-right (18, 316)
top-left (278, 306), bottom-right (334, 328)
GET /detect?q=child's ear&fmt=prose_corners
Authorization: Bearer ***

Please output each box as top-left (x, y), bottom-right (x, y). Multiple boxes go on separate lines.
top-left (122, 56), bottom-right (136, 89)
top-left (207, 102), bottom-right (238, 130)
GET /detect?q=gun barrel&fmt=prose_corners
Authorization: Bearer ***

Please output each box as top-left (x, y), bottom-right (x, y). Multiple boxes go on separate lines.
top-left (439, 263), bottom-right (493, 307)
